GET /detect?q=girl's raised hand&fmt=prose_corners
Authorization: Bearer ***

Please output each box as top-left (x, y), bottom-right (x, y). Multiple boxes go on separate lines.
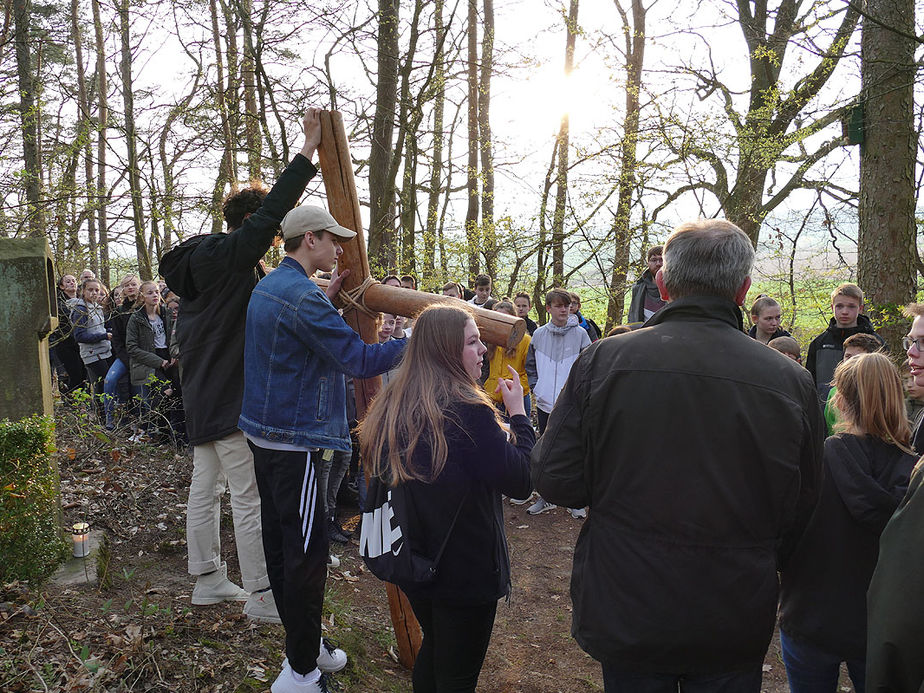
top-left (495, 364), bottom-right (526, 417)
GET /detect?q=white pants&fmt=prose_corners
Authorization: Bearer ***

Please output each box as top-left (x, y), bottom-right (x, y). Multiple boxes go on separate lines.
top-left (186, 430), bottom-right (269, 592)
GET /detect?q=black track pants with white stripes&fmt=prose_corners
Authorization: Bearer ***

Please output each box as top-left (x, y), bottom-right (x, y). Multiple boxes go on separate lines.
top-left (250, 444), bottom-right (329, 676)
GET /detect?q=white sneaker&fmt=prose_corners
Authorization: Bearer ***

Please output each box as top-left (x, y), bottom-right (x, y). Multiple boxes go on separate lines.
top-left (569, 507), bottom-right (587, 519)
top-left (317, 638), bottom-right (347, 673)
top-left (271, 662), bottom-right (331, 693)
top-left (244, 589), bottom-right (282, 624)
top-left (509, 492), bottom-right (535, 506)
top-left (191, 563), bottom-right (249, 605)
top-left (526, 497), bottom-right (556, 515)
top-left (327, 554), bottom-right (340, 569)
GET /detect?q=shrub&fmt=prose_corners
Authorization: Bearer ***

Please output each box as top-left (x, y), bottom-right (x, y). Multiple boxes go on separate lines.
top-left (0, 416), bottom-right (69, 583)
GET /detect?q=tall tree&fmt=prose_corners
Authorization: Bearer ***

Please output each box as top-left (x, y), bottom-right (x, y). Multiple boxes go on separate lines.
top-left (12, 0), bottom-right (44, 237)
top-left (479, 0), bottom-right (496, 278)
top-left (91, 0), bottom-right (109, 278)
top-left (208, 0), bottom-right (236, 234)
top-left (239, 0), bottom-right (262, 179)
top-left (368, 0), bottom-right (400, 273)
top-left (605, 0), bottom-right (648, 328)
top-left (71, 0), bottom-right (97, 273)
top-left (663, 0), bottom-right (860, 245)
top-left (391, 0), bottom-right (428, 273)
top-left (550, 0), bottom-right (579, 286)
top-left (857, 0), bottom-right (916, 347)
top-left (118, 0), bottom-right (151, 279)
top-left (423, 0), bottom-right (446, 284)
top-left (464, 0), bottom-right (480, 279)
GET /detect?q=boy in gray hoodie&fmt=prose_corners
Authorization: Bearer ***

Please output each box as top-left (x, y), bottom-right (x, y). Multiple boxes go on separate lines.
top-left (524, 288), bottom-right (591, 517)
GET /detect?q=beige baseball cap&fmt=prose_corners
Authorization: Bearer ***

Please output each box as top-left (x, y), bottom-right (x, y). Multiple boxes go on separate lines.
top-left (280, 205), bottom-right (357, 241)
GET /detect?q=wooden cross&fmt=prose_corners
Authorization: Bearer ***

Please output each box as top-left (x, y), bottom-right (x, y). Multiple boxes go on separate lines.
top-left (315, 111), bottom-right (525, 668)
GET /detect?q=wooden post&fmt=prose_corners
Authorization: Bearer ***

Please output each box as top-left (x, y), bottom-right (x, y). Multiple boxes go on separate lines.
top-left (316, 110), bottom-right (524, 670)
top-left (315, 111), bottom-right (424, 669)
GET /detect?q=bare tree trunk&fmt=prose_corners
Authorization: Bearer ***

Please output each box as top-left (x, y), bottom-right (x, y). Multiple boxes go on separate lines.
top-left (368, 0), bottom-right (400, 274)
top-left (12, 0), bottom-right (44, 238)
top-left (91, 0), bottom-right (108, 277)
top-left (209, 0), bottom-right (236, 234)
top-left (551, 0), bottom-right (579, 286)
top-left (606, 0), bottom-right (646, 329)
top-left (118, 0), bottom-right (151, 279)
top-left (251, 3), bottom-right (283, 173)
top-left (158, 87), bottom-right (197, 251)
top-left (857, 0), bottom-right (916, 349)
top-left (71, 0), bottom-right (96, 269)
top-left (439, 107), bottom-right (460, 278)
top-left (464, 0), bottom-right (480, 280)
top-left (54, 151), bottom-right (80, 263)
top-left (535, 141), bottom-right (559, 324)
top-left (423, 0), bottom-right (445, 284)
top-left (220, 0), bottom-right (241, 157)
top-left (399, 137), bottom-right (418, 273)
top-left (239, 0), bottom-right (262, 180)
top-left (479, 0), bottom-right (496, 278)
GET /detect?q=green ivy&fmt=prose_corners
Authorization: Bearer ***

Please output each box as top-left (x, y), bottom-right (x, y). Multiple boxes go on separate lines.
top-left (0, 416), bottom-right (69, 583)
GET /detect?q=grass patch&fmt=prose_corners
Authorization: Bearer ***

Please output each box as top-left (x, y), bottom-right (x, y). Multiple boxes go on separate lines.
top-left (324, 580), bottom-right (408, 692)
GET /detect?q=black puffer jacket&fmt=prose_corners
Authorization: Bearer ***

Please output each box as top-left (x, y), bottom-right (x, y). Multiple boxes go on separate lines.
top-left (532, 296), bottom-right (824, 675)
top-left (159, 154), bottom-right (317, 445)
top-left (806, 315), bottom-right (884, 402)
top-left (779, 434), bottom-right (916, 660)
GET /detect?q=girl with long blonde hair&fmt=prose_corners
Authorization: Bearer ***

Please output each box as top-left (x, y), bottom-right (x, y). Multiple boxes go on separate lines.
top-left (359, 304), bottom-right (535, 693)
top-left (779, 352), bottom-right (917, 693)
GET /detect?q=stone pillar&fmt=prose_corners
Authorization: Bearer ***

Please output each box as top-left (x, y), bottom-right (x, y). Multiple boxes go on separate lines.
top-left (0, 238), bottom-right (58, 419)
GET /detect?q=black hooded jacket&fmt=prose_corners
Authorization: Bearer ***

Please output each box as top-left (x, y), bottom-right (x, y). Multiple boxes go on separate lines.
top-left (159, 154), bottom-right (317, 445)
top-left (779, 434), bottom-right (916, 659)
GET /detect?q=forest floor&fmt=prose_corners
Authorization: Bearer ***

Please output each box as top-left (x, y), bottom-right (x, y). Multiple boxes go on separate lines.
top-left (0, 413), bottom-right (851, 692)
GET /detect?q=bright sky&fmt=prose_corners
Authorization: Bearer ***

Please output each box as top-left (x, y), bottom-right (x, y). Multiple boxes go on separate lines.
top-left (123, 0), bottom-right (863, 276)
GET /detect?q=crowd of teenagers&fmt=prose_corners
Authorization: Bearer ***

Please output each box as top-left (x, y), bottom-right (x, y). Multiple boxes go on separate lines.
top-left (50, 110), bottom-right (924, 693)
top-left (49, 269), bottom-right (184, 444)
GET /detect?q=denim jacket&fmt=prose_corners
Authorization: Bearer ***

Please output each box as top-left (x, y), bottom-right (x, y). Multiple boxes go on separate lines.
top-left (239, 257), bottom-right (406, 451)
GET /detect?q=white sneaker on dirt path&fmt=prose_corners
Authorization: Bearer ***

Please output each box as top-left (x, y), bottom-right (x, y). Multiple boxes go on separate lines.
top-left (526, 497), bottom-right (556, 515)
top-left (271, 662), bottom-right (332, 693)
top-left (569, 507), bottom-right (587, 519)
top-left (191, 563), bottom-right (249, 605)
top-left (243, 589), bottom-right (282, 624)
top-left (317, 638), bottom-right (348, 673)
top-left (509, 492), bottom-right (535, 506)
top-left (327, 554), bottom-right (340, 569)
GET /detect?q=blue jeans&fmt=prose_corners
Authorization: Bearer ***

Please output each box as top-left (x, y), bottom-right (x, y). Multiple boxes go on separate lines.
top-left (601, 663), bottom-right (763, 693)
top-left (102, 358), bottom-right (139, 428)
top-left (780, 629), bottom-right (865, 693)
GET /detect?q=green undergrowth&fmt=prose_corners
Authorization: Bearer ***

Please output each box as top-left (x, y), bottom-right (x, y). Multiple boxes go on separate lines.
top-left (0, 415), bottom-right (68, 583)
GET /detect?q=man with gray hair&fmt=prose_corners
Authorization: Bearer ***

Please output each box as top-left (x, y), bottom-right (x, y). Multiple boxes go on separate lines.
top-left (532, 219), bottom-right (823, 692)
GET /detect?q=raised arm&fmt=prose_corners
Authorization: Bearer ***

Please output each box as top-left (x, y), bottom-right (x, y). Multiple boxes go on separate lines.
top-left (186, 110), bottom-right (323, 284)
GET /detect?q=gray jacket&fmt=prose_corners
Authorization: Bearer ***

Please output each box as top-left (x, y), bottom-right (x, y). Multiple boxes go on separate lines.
top-left (525, 315), bottom-right (591, 413)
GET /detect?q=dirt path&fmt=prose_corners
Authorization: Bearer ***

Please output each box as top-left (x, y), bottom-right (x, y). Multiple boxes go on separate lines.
top-left (0, 425), bottom-right (822, 691)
